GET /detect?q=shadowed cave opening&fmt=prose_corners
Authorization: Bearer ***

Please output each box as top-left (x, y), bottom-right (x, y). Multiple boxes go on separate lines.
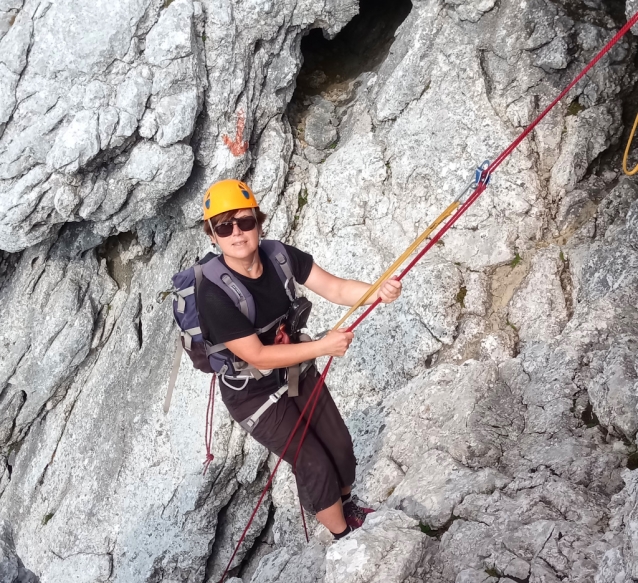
top-left (295, 0), bottom-right (413, 98)
top-left (284, 0), bottom-right (412, 164)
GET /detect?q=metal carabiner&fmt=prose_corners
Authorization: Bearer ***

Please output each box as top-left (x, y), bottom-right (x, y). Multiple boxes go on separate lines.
top-left (454, 160), bottom-right (492, 204)
top-left (474, 160), bottom-right (492, 188)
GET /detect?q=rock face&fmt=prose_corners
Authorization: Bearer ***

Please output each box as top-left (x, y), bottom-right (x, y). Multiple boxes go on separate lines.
top-left (1, 0), bottom-right (638, 581)
top-left (325, 510), bottom-right (437, 583)
top-left (0, 522), bottom-right (39, 583)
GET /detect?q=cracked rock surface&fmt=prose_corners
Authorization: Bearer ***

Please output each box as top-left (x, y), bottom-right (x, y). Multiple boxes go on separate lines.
top-left (1, 0), bottom-right (638, 581)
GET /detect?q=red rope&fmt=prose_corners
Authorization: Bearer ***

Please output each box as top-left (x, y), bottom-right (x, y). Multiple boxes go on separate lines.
top-left (488, 10), bottom-right (638, 176)
top-left (217, 12), bottom-right (638, 581)
top-left (203, 374), bottom-right (216, 476)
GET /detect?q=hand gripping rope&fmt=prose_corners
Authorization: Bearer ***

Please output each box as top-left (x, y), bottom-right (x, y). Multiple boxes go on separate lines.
top-left (218, 12), bottom-right (638, 581)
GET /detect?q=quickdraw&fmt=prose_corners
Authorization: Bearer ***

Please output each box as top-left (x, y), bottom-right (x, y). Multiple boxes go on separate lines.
top-left (218, 11), bottom-right (638, 582)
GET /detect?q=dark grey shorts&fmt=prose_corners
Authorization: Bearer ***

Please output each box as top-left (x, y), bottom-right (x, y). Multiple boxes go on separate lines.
top-left (223, 366), bottom-right (356, 513)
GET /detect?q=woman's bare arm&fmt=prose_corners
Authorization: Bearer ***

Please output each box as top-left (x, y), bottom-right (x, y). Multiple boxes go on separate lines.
top-left (224, 329), bottom-right (353, 370)
top-left (223, 263), bottom-right (401, 370)
top-left (303, 263), bottom-right (401, 306)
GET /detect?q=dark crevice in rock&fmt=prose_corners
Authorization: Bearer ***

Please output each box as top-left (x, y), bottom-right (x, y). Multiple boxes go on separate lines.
top-left (286, 0), bottom-right (412, 162)
top-left (558, 252), bottom-right (574, 321)
top-left (607, 0), bottom-right (631, 23)
top-left (580, 401), bottom-right (608, 439)
top-left (204, 484), bottom-right (242, 581)
top-left (559, 0), bottom-right (625, 28)
top-left (237, 502), bottom-right (276, 580)
top-left (478, 48), bottom-right (495, 102)
top-left (0, 250), bottom-right (20, 292)
top-left (49, 222), bottom-right (106, 260)
top-left (0, 390), bottom-right (26, 449)
top-left (135, 293), bottom-right (143, 350)
top-left (297, 0), bottom-right (413, 97)
top-left (96, 231), bottom-right (138, 290)
top-left (424, 353), bottom-right (437, 369)
top-left (83, 132), bottom-right (139, 175)
top-left (418, 515), bottom-right (458, 539)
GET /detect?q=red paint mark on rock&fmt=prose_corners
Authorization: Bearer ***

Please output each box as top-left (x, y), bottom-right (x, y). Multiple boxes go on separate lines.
top-left (223, 110), bottom-right (249, 156)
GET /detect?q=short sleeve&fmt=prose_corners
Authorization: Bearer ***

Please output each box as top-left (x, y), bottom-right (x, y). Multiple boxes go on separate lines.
top-left (282, 243), bottom-right (314, 284)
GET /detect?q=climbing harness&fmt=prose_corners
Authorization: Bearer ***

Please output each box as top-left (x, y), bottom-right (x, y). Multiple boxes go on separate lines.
top-left (218, 12), bottom-right (638, 582)
top-left (623, 112), bottom-right (638, 176)
top-left (238, 360), bottom-right (314, 434)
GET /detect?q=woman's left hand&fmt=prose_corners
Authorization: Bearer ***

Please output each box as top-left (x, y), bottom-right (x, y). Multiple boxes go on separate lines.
top-left (377, 277), bottom-right (402, 304)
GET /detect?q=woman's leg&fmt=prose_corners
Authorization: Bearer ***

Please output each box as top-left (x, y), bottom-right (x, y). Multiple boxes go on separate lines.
top-left (293, 367), bottom-right (357, 492)
top-left (294, 369), bottom-right (376, 529)
top-left (316, 500), bottom-right (347, 533)
top-left (244, 391), bottom-right (347, 533)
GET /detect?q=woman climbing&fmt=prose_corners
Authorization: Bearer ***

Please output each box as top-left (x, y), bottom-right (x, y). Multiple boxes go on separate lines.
top-left (198, 179), bottom-right (402, 540)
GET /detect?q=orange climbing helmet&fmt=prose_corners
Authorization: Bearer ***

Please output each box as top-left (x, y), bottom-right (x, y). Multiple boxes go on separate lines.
top-left (203, 179), bottom-right (258, 221)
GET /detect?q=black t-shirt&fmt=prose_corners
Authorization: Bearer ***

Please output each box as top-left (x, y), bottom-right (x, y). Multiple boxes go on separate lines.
top-left (197, 242), bottom-right (313, 406)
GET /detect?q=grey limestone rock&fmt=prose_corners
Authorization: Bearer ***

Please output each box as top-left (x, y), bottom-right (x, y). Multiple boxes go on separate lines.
top-left (508, 246), bottom-right (569, 343)
top-left (604, 470), bottom-right (638, 580)
top-left (387, 450), bottom-right (509, 529)
top-left (1, 0), bottom-right (638, 581)
top-left (304, 97), bottom-right (338, 150)
top-left (0, 522), bottom-right (39, 583)
top-left (248, 542), bottom-right (326, 583)
top-left (325, 510), bottom-right (437, 583)
top-left (0, 0), bottom-right (205, 251)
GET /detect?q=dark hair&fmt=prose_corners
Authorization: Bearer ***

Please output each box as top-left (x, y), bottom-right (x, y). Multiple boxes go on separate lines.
top-left (203, 207), bottom-right (268, 238)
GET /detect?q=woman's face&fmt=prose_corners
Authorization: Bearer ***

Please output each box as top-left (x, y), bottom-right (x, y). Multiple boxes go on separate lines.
top-left (211, 209), bottom-right (260, 260)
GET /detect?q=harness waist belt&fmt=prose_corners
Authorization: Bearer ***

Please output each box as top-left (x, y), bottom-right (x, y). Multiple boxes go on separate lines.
top-left (238, 360), bottom-right (313, 433)
top-left (239, 383), bottom-right (288, 433)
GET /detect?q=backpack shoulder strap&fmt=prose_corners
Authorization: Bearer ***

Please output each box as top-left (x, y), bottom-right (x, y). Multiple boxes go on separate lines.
top-left (260, 239), bottom-right (296, 301)
top-left (200, 256), bottom-right (256, 323)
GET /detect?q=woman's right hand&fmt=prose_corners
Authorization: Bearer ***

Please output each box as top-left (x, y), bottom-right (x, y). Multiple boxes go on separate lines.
top-left (319, 329), bottom-right (354, 357)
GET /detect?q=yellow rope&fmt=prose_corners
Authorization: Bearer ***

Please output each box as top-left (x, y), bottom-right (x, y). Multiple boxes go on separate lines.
top-left (331, 201), bottom-right (460, 331)
top-left (623, 112), bottom-right (638, 176)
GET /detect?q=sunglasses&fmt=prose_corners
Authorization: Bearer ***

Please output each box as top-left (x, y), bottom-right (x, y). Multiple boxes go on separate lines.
top-left (213, 215), bottom-right (257, 238)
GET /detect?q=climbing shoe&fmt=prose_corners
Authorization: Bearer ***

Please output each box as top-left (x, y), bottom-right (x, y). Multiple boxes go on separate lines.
top-left (342, 494), bottom-right (374, 530)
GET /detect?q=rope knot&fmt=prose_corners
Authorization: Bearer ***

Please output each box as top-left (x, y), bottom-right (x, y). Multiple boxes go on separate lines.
top-left (203, 453), bottom-right (215, 476)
